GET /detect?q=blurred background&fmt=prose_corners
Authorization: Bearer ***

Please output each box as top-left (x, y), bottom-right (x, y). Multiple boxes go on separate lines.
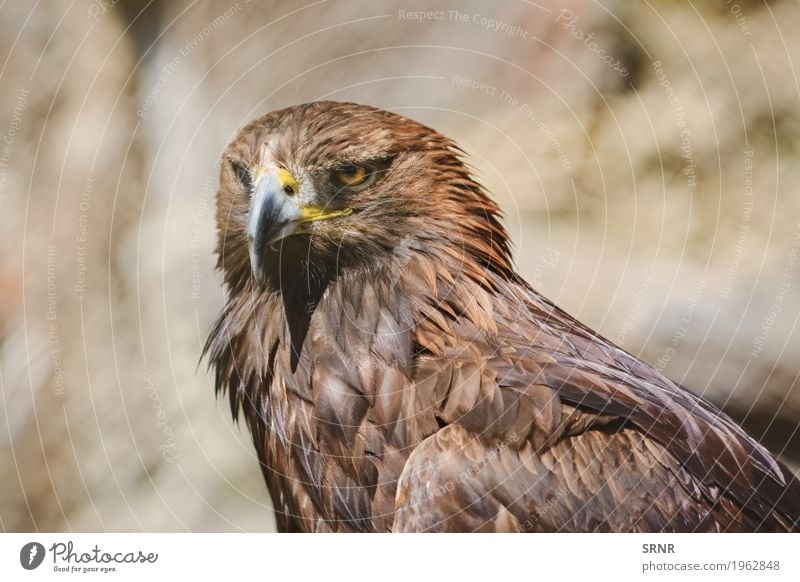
top-left (1, 0), bottom-right (799, 532)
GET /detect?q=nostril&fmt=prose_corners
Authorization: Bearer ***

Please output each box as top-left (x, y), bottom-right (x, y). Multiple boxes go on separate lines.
top-left (283, 184), bottom-right (295, 196)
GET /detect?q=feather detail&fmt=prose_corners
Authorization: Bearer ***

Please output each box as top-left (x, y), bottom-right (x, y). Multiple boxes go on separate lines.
top-left (206, 101), bottom-right (800, 532)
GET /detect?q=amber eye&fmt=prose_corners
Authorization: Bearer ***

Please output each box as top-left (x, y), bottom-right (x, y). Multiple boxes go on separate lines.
top-left (333, 164), bottom-right (369, 187)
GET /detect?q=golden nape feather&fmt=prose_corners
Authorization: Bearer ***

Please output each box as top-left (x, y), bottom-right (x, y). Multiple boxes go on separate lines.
top-left (204, 101), bottom-right (800, 532)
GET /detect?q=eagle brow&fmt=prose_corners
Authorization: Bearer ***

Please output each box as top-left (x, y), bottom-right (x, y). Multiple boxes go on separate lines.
top-left (321, 154), bottom-right (396, 171)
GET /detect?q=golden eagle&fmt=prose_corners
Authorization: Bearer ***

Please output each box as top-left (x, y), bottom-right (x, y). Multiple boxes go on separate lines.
top-left (205, 102), bottom-right (800, 532)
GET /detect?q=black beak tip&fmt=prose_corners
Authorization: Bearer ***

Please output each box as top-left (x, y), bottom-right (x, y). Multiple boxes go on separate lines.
top-left (248, 242), bottom-right (268, 285)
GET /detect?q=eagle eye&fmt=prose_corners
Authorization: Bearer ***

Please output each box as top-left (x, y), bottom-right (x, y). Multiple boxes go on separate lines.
top-left (333, 164), bottom-right (372, 188)
top-left (230, 161), bottom-right (253, 195)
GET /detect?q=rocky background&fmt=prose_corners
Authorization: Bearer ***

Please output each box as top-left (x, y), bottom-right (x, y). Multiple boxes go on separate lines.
top-left (1, 0), bottom-right (798, 532)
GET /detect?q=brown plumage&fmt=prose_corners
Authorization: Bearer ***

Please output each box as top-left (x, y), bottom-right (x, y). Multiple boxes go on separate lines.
top-left (204, 101), bottom-right (800, 532)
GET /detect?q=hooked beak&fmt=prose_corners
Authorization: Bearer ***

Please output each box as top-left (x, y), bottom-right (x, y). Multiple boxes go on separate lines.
top-left (247, 165), bottom-right (352, 282)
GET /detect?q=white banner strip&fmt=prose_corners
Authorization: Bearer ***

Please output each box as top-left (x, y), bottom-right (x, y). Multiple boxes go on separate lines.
top-left (1, 533), bottom-right (798, 580)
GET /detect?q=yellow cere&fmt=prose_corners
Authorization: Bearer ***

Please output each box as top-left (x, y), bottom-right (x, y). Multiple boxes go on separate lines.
top-left (277, 167), bottom-right (299, 193)
top-left (299, 206), bottom-right (353, 223)
top-left (253, 166), bottom-right (300, 193)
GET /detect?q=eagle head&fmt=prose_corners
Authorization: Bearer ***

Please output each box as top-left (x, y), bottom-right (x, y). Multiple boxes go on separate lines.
top-left (215, 101), bottom-right (514, 297)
